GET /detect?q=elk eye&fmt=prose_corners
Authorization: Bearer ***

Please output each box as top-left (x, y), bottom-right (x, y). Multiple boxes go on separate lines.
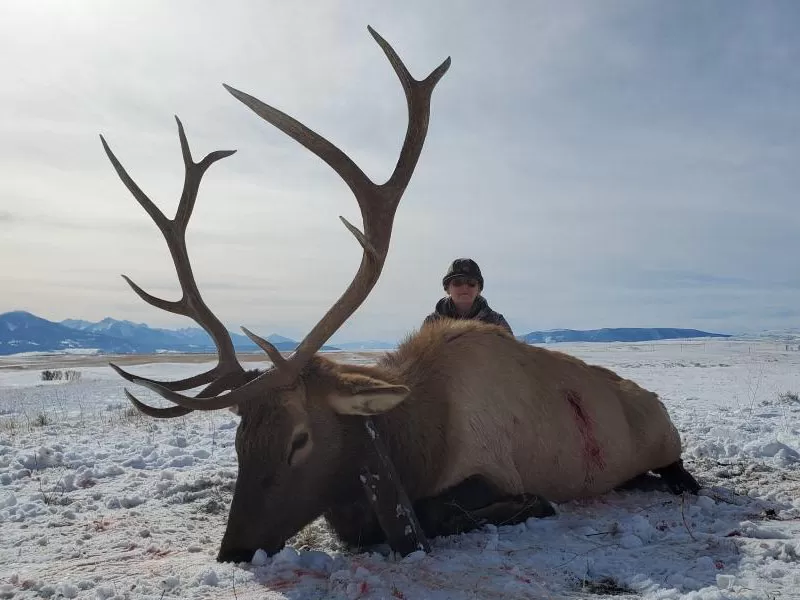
top-left (292, 431), bottom-right (309, 451)
top-left (287, 431), bottom-right (310, 465)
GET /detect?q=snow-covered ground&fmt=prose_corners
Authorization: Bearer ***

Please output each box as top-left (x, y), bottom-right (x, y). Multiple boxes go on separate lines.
top-left (1, 339), bottom-right (799, 599)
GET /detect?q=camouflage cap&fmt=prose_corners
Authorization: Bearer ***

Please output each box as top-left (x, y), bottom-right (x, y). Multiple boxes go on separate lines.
top-left (442, 258), bottom-right (484, 290)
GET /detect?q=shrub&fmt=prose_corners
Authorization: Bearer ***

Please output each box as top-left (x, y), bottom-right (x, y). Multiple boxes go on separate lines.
top-left (40, 370), bottom-right (62, 381)
top-left (64, 369), bottom-right (82, 382)
top-left (40, 369), bottom-right (82, 382)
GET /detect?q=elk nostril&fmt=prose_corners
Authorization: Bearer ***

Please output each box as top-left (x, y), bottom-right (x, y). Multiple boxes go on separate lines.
top-left (217, 547), bottom-right (256, 564)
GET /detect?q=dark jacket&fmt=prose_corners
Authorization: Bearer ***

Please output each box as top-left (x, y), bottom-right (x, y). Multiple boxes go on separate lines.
top-left (423, 295), bottom-right (513, 335)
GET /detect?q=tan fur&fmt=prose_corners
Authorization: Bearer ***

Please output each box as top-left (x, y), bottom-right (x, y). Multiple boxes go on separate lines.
top-left (328, 319), bottom-right (683, 503)
top-left (215, 312), bottom-right (688, 559)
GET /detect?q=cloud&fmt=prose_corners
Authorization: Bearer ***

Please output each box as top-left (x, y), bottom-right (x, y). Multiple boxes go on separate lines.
top-left (622, 270), bottom-right (753, 290)
top-left (1, 1), bottom-right (799, 339)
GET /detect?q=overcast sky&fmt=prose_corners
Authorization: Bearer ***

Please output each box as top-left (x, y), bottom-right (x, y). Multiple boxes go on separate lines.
top-left (1, 1), bottom-right (799, 343)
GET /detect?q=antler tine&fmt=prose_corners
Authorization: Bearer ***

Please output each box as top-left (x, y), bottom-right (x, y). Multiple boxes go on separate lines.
top-left (127, 370), bottom-right (272, 411)
top-left (240, 327), bottom-right (288, 368)
top-left (367, 25), bottom-right (451, 193)
top-left (109, 361), bottom-right (234, 392)
top-left (223, 25), bottom-right (450, 376)
top-left (125, 389), bottom-right (193, 419)
top-left (101, 119), bottom-right (249, 412)
top-left (173, 116), bottom-right (238, 231)
top-left (121, 369), bottom-right (254, 418)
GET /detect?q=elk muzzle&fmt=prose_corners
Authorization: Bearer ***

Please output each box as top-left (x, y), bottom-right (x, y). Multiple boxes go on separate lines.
top-left (216, 515), bottom-right (287, 563)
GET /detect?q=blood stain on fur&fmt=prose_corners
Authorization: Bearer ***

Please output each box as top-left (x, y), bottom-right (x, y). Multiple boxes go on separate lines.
top-left (565, 389), bottom-right (606, 473)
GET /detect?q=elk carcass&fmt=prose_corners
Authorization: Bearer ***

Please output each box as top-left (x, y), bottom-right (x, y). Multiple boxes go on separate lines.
top-left (100, 26), bottom-right (699, 564)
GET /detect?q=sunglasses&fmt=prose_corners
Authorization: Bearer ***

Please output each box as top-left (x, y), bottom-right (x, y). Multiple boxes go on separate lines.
top-left (449, 277), bottom-right (478, 288)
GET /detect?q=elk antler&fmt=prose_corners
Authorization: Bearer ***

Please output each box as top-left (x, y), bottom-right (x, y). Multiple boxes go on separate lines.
top-left (227, 26), bottom-right (450, 374)
top-left (108, 26), bottom-right (450, 412)
top-left (101, 117), bottom-right (270, 417)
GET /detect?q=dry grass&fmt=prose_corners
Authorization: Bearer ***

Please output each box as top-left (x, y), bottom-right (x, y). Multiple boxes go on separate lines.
top-left (0, 350), bottom-right (382, 373)
top-left (287, 518), bottom-right (347, 554)
top-left (579, 576), bottom-right (637, 596)
top-left (0, 401), bottom-right (153, 438)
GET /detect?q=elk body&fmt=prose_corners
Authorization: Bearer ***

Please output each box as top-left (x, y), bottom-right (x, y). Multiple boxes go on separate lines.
top-left (101, 26), bottom-right (699, 564)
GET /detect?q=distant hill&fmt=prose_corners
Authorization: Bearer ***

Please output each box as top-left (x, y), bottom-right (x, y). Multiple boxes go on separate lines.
top-left (734, 328), bottom-right (800, 342)
top-left (334, 340), bottom-right (397, 350)
top-left (0, 311), bottom-right (338, 355)
top-left (519, 328), bottom-right (731, 344)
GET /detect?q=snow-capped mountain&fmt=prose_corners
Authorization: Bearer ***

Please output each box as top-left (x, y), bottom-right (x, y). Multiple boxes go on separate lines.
top-left (58, 317), bottom-right (328, 353)
top-left (0, 312), bottom-right (340, 355)
top-left (0, 311), bottom-right (137, 355)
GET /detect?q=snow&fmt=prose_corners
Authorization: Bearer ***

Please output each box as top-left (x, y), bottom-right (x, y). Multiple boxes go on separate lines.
top-left (3, 349), bottom-right (100, 358)
top-left (0, 339), bottom-right (799, 599)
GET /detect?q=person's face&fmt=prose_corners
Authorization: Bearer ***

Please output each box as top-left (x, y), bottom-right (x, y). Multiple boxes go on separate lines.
top-left (446, 276), bottom-right (480, 306)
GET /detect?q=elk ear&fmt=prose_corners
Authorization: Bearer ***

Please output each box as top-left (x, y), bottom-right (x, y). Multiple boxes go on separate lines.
top-left (328, 373), bottom-right (410, 416)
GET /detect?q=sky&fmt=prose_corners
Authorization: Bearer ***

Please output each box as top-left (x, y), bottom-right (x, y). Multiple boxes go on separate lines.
top-left (1, 0), bottom-right (799, 343)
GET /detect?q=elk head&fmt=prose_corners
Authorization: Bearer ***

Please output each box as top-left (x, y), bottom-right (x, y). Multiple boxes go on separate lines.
top-left (101, 26), bottom-right (449, 563)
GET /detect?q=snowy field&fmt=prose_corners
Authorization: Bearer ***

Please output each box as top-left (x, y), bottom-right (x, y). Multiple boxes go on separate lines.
top-left (1, 339), bottom-right (799, 599)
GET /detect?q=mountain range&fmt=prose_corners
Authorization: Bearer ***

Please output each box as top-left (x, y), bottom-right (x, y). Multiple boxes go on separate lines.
top-left (0, 310), bottom-right (732, 356)
top-left (0, 311), bottom-right (338, 356)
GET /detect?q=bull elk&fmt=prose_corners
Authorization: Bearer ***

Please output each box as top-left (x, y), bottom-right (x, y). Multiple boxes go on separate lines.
top-left (101, 26), bottom-right (699, 564)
